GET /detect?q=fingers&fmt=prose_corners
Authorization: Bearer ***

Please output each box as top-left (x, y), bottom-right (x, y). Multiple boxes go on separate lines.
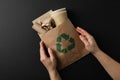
top-left (76, 27), bottom-right (89, 35)
top-left (40, 41), bottom-right (55, 60)
top-left (79, 35), bottom-right (89, 46)
top-left (76, 27), bottom-right (91, 46)
top-left (76, 27), bottom-right (82, 34)
top-left (76, 27), bottom-right (92, 38)
top-left (40, 41), bottom-right (47, 59)
top-left (48, 48), bottom-right (55, 60)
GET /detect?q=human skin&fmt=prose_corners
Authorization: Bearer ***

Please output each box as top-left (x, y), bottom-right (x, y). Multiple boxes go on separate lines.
top-left (39, 27), bottom-right (120, 80)
top-left (76, 27), bottom-right (120, 80)
top-left (40, 41), bottom-right (62, 80)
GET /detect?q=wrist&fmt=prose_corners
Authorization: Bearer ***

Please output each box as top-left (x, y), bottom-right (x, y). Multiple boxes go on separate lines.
top-left (48, 69), bottom-right (59, 77)
top-left (48, 68), bottom-right (61, 80)
top-left (48, 69), bottom-right (58, 74)
top-left (91, 48), bottom-right (101, 55)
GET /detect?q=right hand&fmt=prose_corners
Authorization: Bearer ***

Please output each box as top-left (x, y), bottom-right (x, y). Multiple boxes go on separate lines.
top-left (40, 41), bottom-right (57, 72)
top-left (76, 27), bottom-right (100, 54)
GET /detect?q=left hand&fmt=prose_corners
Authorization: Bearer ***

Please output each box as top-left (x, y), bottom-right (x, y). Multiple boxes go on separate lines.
top-left (40, 41), bottom-right (57, 72)
top-left (76, 27), bottom-right (100, 54)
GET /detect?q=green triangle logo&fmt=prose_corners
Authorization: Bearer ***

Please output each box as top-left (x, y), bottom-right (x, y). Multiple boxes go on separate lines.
top-left (56, 33), bottom-right (75, 54)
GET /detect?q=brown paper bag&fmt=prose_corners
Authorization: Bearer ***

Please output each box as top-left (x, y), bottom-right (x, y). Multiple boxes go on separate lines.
top-left (32, 8), bottom-right (89, 70)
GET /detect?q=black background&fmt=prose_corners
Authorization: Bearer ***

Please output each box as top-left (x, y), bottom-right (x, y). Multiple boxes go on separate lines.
top-left (0, 0), bottom-right (120, 80)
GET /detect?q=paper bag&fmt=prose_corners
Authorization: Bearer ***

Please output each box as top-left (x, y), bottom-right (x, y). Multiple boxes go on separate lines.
top-left (32, 8), bottom-right (89, 70)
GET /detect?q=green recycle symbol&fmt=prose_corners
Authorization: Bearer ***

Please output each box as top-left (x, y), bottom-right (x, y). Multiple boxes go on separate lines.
top-left (56, 33), bottom-right (75, 54)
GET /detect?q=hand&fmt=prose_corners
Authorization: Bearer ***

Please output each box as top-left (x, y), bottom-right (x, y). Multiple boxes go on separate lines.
top-left (76, 27), bottom-right (100, 54)
top-left (40, 41), bottom-right (57, 72)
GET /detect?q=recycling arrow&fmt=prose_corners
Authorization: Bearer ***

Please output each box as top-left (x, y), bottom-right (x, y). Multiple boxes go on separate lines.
top-left (56, 33), bottom-right (75, 54)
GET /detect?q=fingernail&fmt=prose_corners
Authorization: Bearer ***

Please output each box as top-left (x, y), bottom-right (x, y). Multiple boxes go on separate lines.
top-left (48, 48), bottom-right (51, 52)
top-left (48, 48), bottom-right (51, 50)
top-left (78, 27), bottom-right (81, 30)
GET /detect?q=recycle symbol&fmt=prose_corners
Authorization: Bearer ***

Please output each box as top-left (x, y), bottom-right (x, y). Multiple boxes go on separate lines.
top-left (56, 33), bottom-right (75, 54)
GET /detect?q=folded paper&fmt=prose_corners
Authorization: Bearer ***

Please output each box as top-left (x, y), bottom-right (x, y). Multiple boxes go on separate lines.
top-left (32, 8), bottom-right (89, 70)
